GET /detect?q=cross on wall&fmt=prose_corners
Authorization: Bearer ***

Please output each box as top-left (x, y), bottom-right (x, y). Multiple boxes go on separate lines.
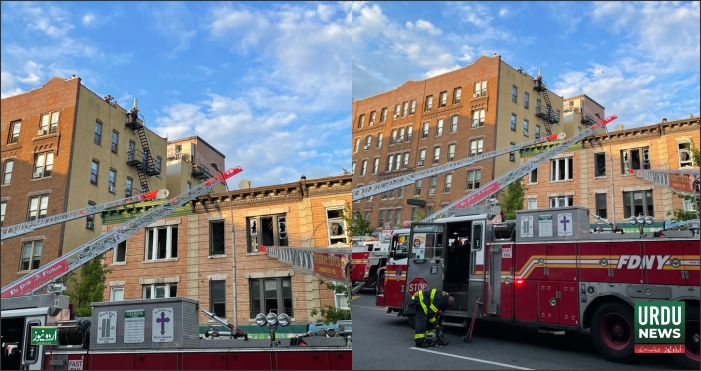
top-left (560, 215), bottom-right (570, 232)
top-left (156, 311), bottom-right (170, 335)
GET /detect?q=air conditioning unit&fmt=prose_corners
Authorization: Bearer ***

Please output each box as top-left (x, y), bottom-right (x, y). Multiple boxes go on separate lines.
top-left (37, 129), bottom-right (47, 136)
top-left (473, 92), bottom-right (480, 98)
top-left (109, 185), bottom-right (116, 193)
top-left (369, 120), bottom-right (375, 125)
top-left (429, 189), bottom-right (435, 195)
top-left (86, 222), bottom-right (94, 229)
top-left (33, 171), bottom-right (42, 179)
top-left (418, 160), bottom-right (424, 166)
top-left (397, 138), bottom-right (403, 143)
top-left (364, 145), bottom-right (370, 150)
top-left (394, 114), bottom-right (399, 119)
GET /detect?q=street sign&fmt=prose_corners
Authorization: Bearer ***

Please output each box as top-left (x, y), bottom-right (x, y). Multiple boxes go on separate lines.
top-left (407, 276), bottom-right (428, 296)
top-left (31, 326), bottom-right (58, 345)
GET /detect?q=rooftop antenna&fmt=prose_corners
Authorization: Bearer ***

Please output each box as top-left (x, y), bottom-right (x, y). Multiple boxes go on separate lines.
top-left (537, 69), bottom-right (542, 79)
top-left (133, 98), bottom-right (138, 110)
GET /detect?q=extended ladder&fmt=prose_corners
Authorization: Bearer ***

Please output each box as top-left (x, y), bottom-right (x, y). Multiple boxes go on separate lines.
top-left (1, 189), bottom-right (169, 240)
top-left (630, 169), bottom-right (700, 196)
top-left (2, 167), bottom-right (243, 298)
top-left (352, 132), bottom-right (566, 201)
top-left (265, 245), bottom-right (352, 283)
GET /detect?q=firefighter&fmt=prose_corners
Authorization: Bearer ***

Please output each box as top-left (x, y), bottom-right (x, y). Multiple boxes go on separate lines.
top-left (409, 288), bottom-right (455, 347)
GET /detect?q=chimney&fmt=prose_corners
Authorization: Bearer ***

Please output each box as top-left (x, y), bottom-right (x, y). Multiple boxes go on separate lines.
top-left (133, 98), bottom-right (138, 110)
top-left (662, 118), bottom-right (667, 123)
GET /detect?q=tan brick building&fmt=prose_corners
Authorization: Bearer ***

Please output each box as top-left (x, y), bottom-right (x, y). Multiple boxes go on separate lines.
top-left (100, 174), bottom-right (352, 333)
top-left (0, 77), bottom-right (167, 288)
top-left (165, 136), bottom-right (227, 196)
top-left (520, 117), bottom-right (700, 230)
top-left (351, 55), bottom-right (590, 230)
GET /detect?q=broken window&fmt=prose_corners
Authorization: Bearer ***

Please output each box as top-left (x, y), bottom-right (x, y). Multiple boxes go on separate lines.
top-left (247, 215), bottom-right (287, 253)
top-left (620, 147), bottom-right (650, 174)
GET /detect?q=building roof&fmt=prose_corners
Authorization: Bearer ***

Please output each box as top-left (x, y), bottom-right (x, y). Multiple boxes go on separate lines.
top-left (564, 94), bottom-right (605, 110)
top-left (168, 135), bottom-right (226, 159)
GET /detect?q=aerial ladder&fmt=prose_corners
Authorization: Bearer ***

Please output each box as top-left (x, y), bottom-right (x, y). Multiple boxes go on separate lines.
top-left (1, 189), bottom-right (170, 240)
top-left (1, 166), bottom-right (243, 298)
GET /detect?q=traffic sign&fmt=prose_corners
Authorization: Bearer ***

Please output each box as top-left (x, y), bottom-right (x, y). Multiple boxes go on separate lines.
top-left (407, 276), bottom-right (428, 296)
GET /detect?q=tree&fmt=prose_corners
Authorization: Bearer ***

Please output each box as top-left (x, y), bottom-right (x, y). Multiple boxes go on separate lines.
top-left (497, 178), bottom-right (527, 220)
top-left (310, 279), bottom-right (351, 324)
top-left (667, 139), bottom-right (700, 221)
top-left (66, 254), bottom-right (112, 317)
top-left (412, 208), bottom-right (427, 222)
top-left (342, 202), bottom-right (373, 238)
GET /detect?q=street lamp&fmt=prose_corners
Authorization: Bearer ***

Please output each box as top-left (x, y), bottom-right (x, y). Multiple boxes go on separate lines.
top-left (211, 162), bottom-right (238, 328)
top-left (595, 113), bottom-right (617, 230)
top-left (255, 312), bottom-right (291, 347)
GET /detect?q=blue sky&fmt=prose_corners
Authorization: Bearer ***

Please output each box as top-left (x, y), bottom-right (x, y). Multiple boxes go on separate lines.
top-left (1, 2), bottom-right (352, 188)
top-left (352, 1), bottom-right (700, 128)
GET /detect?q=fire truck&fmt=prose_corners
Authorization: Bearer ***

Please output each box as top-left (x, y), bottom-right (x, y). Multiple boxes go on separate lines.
top-left (1, 165), bottom-right (352, 370)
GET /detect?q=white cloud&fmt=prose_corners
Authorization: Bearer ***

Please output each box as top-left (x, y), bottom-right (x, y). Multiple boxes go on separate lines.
top-left (415, 20), bottom-right (441, 36)
top-left (499, 8), bottom-right (508, 17)
top-left (1, 71), bottom-right (25, 98)
top-left (6, 3), bottom-right (75, 38)
top-left (145, 2), bottom-right (198, 58)
top-left (82, 12), bottom-right (95, 26)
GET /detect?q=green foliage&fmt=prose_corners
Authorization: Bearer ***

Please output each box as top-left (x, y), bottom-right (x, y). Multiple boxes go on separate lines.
top-left (66, 254), bottom-right (111, 317)
top-left (310, 279), bottom-right (351, 324)
top-left (497, 178), bottom-right (527, 220)
top-left (342, 202), bottom-right (373, 238)
top-left (412, 208), bottom-right (427, 222)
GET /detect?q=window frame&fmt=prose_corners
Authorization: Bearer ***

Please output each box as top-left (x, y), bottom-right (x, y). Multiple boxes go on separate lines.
top-left (0, 201), bottom-right (6, 227)
top-left (110, 287), bottom-right (124, 302)
top-left (360, 159), bottom-right (368, 176)
top-left (433, 146), bottom-right (441, 164)
top-left (524, 92), bottom-right (529, 109)
top-left (114, 241), bottom-right (127, 264)
top-left (510, 114), bottom-right (516, 131)
top-left (471, 109), bottom-right (485, 128)
top-left (249, 277), bottom-right (293, 318)
top-left (523, 119), bottom-right (529, 137)
top-left (550, 157), bottom-right (574, 182)
top-left (210, 220), bottom-right (226, 256)
top-left (126, 177), bottom-right (133, 197)
top-left (8, 121), bottom-right (21, 144)
top-left (620, 147), bottom-right (650, 174)
top-left (108, 169), bottom-right (117, 193)
top-left (87, 201), bottom-right (96, 229)
top-left (210, 280), bottom-right (227, 317)
top-left (439, 91), bottom-right (447, 108)
top-left (466, 169), bottom-right (481, 190)
top-left (20, 240), bottom-right (43, 272)
top-left (594, 153), bottom-right (606, 177)
top-left (436, 119), bottom-right (443, 136)
top-left (448, 144), bottom-right (455, 162)
top-left (143, 283), bottom-right (177, 299)
top-left (33, 152), bottom-right (54, 179)
top-left (27, 195), bottom-right (49, 221)
top-left (246, 214), bottom-right (288, 253)
top-left (91, 160), bottom-right (99, 185)
top-left (144, 225), bottom-right (179, 261)
top-left (425, 95), bottom-right (433, 111)
top-left (453, 87), bottom-right (461, 104)
top-left (444, 173), bottom-right (453, 193)
top-left (428, 176), bottom-right (437, 195)
top-left (2, 159), bottom-right (14, 185)
top-left (678, 142), bottom-right (694, 168)
top-left (529, 169), bottom-right (538, 184)
top-left (94, 120), bottom-right (102, 145)
top-left (372, 157), bottom-right (379, 174)
top-left (595, 193), bottom-right (607, 218)
top-left (511, 86), bottom-right (518, 103)
top-left (111, 130), bottom-right (119, 153)
top-left (469, 139), bottom-right (483, 157)
top-left (327, 207), bottom-right (348, 245)
top-left (623, 190), bottom-right (654, 218)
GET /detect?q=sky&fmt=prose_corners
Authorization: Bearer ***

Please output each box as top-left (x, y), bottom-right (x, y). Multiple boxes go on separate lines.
top-left (352, 1), bottom-right (700, 128)
top-left (1, 1), bottom-right (352, 189)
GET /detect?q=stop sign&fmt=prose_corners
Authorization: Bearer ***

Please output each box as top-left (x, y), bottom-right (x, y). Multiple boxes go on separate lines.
top-left (407, 276), bottom-right (428, 296)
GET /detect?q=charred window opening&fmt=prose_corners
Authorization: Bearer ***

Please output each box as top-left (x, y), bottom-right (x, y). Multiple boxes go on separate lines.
top-left (247, 214), bottom-right (287, 253)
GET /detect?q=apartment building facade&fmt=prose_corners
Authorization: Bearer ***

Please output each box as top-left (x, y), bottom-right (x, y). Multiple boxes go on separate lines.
top-left (351, 55), bottom-right (590, 230)
top-left (0, 76), bottom-right (167, 288)
top-left (520, 117), bottom-right (700, 228)
top-left (100, 174), bottom-right (352, 333)
top-left (165, 136), bottom-right (227, 195)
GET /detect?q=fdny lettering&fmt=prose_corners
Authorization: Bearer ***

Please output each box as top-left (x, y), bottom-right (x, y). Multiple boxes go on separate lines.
top-left (616, 255), bottom-right (671, 270)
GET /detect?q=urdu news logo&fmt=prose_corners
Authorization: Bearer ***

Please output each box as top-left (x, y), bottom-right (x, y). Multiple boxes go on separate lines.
top-left (634, 301), bottom-right (685, 354)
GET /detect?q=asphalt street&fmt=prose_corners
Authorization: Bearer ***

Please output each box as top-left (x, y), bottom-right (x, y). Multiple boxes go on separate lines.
top-left (351, 289), bottom-right (683, 370)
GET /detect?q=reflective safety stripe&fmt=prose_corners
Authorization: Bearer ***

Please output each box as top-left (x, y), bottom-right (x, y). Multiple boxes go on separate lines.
top-left (415, 333), bottom-right (425, 339)
top-left (428, 317), bottom-right (436, 323)
top-left (418, 291), bottom-right (429, 314)
top-left (428, 329), bottom-right (436, 333)
top-left (429, 289), bottom-right (439, 313)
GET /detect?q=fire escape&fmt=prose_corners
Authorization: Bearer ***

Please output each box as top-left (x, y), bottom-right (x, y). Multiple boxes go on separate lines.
top-left (533, 70), bottom-right (559, 136)
top-left (125, 100), bottom-right (159, 192)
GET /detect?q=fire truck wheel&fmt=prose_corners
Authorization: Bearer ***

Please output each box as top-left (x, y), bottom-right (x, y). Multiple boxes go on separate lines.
top-left (407, 315), bottom-right (416, 330)
top-left (671, 305), bottom-right (700, 370)
top-left (590, 302), bottom-right (636, 363)
top-left (376, 272), bottom-right (385, 296)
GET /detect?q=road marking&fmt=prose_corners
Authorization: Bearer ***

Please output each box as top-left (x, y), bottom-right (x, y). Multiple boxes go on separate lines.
top-left (351, 304), bottom-right (388, 312)
top-left (410, 347), bottom-right (534, 370)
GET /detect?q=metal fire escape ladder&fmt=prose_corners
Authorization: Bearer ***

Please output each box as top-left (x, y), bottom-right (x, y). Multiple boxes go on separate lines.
top-left (125, 101), bottom-right (157, 192)
top-left (1, 189), bottom-right (169, 241)
top-left (265, 245), bottom-right (351, 283)
top-left (1, 167), bottom-right (243, 298)
top-left (422, 115), bottom-right (619, 222)
top-left (533, 71), bottom-right (556, 135)
top-left (351, 132), bottom-right (566, 202)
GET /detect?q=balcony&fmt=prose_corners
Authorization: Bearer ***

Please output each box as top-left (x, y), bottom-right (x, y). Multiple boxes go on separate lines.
top-left (533, 78), bottom-right (547, 92)
top-left (125, 109), bottom-right (143, 130)
top-left (192, 163), bottom-right (212, 180)
top-left (535, 107), bottom-right (546, 118)
top-left (127, 149), bottom-right (160, 176)
top-left (581, 114), bottom-right (597, 125)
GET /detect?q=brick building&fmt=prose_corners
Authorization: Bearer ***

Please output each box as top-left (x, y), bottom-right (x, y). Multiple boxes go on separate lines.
top-left (100, 174), bottom-right (352, 334)
top-left (165, 136), bottom-right (227, 196)
top-left (351, 55), bottom-right (590, 230)
top-left (0, 77), bottom-right (167, 288)
top-left (519, 117), bottom-right (700, 230)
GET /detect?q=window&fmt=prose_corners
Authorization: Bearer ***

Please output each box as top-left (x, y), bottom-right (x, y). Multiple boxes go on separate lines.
top-left (144, 225), bottom-right (178, 260)
top-left (114, 241), bottom-right (126, 263)
top-left (414, 179), bottom-right (422, 196)
top-left (410, 100), bottom-right (416, 115)
top-left (528, 199), bottom-right (537, 210)
top-left (466, 170), bottom-right (481, 190)
top-left (453, 87), bottom-right (461, 104)
top-left (87, 201), bottom-right (96, 229)
top-left (595, 193), bottom-right (607, 218)
top-left (155, 157), bottom-right (162, 177)
top-left (511, 86), bottom-right (518, 103)
top-left (550, 157), bottom-right (574, 181)
top-left (678, 142), bottom-right (694, 168)
top-left (91, 160), bottom-right (99, 185)
top-left (510, 114), bottom-right (516, 131)
top-left (394, 104), bottom-right (400, 118)
top-left (247, 215), bottom-right (288, 253)
top-left (108, 169), bottom-right (116, 193)
top-left (377, 133), bottom-right (383, 148)
top-left (249, 277), bottom-right (293, 318)
top-left (683, 198), bottom-right (697, 212)
top-left (428, 176), bottom-right (437, 195)
top-left (2, 160), bottom-right (14, 185)
top-left (433, 147), bottom-right (441, 164)
top-left (361, 159), bottom-right (368, 176)
top-left (94, 121), bottom-right (102, 144)
top-left (473, 81), bottom-right (486, 97)
top-left (402, 102), bottom-right (408, 117)
top-left (351, 162), bottom-right (356, 175)
top-left (20, 241), bottom-right (42, 271)
top-left (620, 147), bottom-right (650, 174)
top-left (381, 108), bottom-right (387, 123)
top-left (594, 153), bottom-right (606, 177)
top-left (470, 139), bottom-right (483, 157)
top-left (386, 209), bottom-right (394, 227)
top-left (422, 123), bottom-right (429, 139)
top-left (210, 220), bottom-right (225, 255)
top-left (110, 287), bottom-right (124, 302)
top-left (407, 127), bottom-right (412, 142)
top-left (411, 207), bottom-right (419, 221)
top-left (326, 207), bottom-right (348, 244)
top-left (536, 99), bottom-right (542, 114)
top-left (125, 177), bottom-right (133, 197)
top-left (529, 169), bottom-right (538, 184)
top-left (32, 153), bottom-right (54, 179)
top-left (128, 140), bottom-right (136, 162)
top-left (386, 155), bottom-right (394, 171)
top-left (354, 138), bottom-right (360, 153)
top-left (450, 115), bottom-right (458, 133)
top-left (111, 131), bottom-right (119, 153)
top-left (357, 114), bottom-right (365, 129)
top-left (439, 91), bottom-right (447, 108)
top-left (623, 190), bottom-right (654, 218)
top-left (448, 144), bottom-right (455, 161)
top-left (394, 153), bottom-right (401, 170)
top-left (472, 109), bottom-right (485, 128)
top-left (381, 191), bottom-right (388, 200)
top-left (398, 186), bottom-right (405, 198)
top-left (523, 119), bottom-right (529, 137)
top-left (524, 92), bottom-right (529, 109)
top-left (364, 210), bottom-right (371, 221)
top-left (210, 280), bottom-right (226, 317)
top-left (436, 119), bottom-right (443, 136)
top-left (555, 109), bottom-right (560, 122)
top-left (8, 121), bottom-right (21, 143)
top-left (369, 111), bottom-right (376, 125)
top-left (186, 181), bottom-right (191, 191)
top-left (509, 142), bottom-right (516, 162)
top-left (27, 195), bottom-right (49, 221)
top-left (390, 129), bottom-right (397, 144)
top-left (143, 283), bottom-right (177, 299)
top-left (39, 112), bottom-right (59, 135)
top-left (398, 128), bottom-right (405, 142)
top-left (418, 149), bottom-right (426, 166)
top-left (372, 158), bottom-right (379, 174)
top-left (550, 196), bottom-right (574, 208)
top-left (403, 152), bottom-right (409, 169)
top-left (1, 201), bottom-right (6, 227)
top-left (425, 95), bottom-right (433, 111)
top-left (363, 135), bottom-right (371, 150)
top-left (444, 174), bottom-right (452, 193)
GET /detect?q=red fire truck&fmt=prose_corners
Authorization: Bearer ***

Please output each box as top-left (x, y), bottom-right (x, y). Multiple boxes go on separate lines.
top-left (375, 205), bottom-right (699, 369)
